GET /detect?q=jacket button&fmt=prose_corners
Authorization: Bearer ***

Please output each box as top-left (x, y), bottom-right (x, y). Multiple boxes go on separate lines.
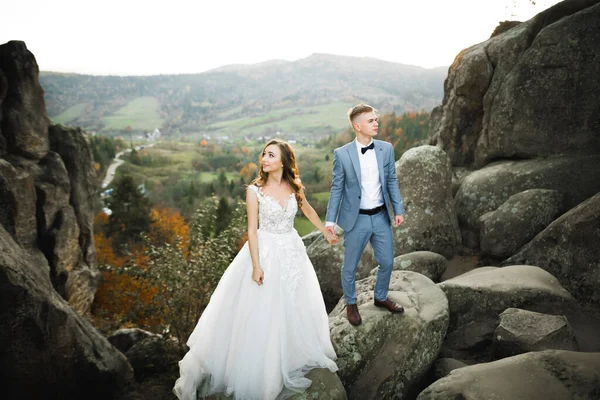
top-left (358, 196), bottom-right (361, 199)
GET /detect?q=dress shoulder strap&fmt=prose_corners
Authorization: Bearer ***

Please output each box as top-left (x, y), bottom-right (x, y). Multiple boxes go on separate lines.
top-left (247, 184), bottom-right (263, 201)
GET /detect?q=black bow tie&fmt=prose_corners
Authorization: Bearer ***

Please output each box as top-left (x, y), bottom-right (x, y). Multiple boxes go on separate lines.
top-left (361, 142), bottom-right (374, 154)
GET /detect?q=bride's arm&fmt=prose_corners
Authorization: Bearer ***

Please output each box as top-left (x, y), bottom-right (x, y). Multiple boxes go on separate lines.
top-left (299, 191), bottom-right (338, 245)
top-left (246, 187), bottom-right (264, 285)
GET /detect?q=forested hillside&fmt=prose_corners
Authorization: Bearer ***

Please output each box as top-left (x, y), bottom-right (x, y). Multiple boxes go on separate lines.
top-left (40, 53), bottom-right (446, 140)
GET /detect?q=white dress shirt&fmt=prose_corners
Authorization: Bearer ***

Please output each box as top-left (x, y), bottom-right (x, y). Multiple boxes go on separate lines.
top-left (326, 139), bottom-right (384, 227)
top-left (355, 138), bottom-right (384, 210)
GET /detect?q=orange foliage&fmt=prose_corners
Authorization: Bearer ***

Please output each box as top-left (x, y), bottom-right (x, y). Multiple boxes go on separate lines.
top-left (92, 209), bottom-right (187, 331)
top-left (200, 139), bottom-right (208, 146)
top-left (149, 207), bottom-right (190, 252)
top-left (240, 162), bottom-right (259, 182)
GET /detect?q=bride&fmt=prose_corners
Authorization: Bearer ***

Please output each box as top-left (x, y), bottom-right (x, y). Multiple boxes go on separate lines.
top-left (173, 139), bottom-right (339, 400)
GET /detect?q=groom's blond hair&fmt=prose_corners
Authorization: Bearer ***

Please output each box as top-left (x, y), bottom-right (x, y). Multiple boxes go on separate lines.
top-left (347, 104), bottom-right (377, 129)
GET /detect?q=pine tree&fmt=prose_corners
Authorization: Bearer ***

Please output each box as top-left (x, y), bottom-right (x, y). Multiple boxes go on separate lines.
top-left (105, 175), bottom-right (153, 253)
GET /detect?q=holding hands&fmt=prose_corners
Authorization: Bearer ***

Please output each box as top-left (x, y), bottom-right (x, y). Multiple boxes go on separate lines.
top-left (325, 226), bottom-right (338, 245)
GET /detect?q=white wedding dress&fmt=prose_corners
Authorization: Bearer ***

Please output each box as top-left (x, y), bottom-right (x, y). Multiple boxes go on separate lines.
top-left (173, 185), bottom-right (338, 400)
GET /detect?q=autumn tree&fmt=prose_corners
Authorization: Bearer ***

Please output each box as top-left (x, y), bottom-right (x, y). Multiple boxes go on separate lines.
top-left (114, 196), bottom-right (247, 347)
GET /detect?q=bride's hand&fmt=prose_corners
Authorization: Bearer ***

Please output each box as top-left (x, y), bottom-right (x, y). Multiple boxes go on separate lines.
top-left (325, 230), bottom-right (338, 246)
top-left (252, 267), bottom-right (264, 286)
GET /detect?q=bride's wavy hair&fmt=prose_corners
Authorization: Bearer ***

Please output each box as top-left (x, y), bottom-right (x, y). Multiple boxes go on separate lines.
top-left (251, 139), bottom-right (304, 208)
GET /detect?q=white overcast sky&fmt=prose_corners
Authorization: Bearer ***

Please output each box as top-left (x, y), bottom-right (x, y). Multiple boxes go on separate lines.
top-left (3, 0), bottom-right (561, 76)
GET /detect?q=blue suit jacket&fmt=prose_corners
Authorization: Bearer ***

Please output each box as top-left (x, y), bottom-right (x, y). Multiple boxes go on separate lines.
top-left (326, 139), bottom-right (404, 232)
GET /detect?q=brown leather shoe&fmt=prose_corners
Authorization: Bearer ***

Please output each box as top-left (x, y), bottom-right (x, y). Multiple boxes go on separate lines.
top-left (346, 304), bottom-right (362, 326)
top-left (374, 298), bottom-right (404, 314)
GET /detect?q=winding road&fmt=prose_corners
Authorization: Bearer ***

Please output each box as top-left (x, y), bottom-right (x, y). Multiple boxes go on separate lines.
top-left (101, 144), bottom-right (154, 188)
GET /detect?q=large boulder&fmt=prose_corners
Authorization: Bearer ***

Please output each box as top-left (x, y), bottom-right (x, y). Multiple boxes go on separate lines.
top-left (438, 265), bottom-right (576, 355)
top-left (479, 189), bottom-right (562, 259)
top-left (329, 271), bottom-right (449, 400)
top-left (108, 327), bottom-right (162, 354)
top-left (454, 155), bottom-right (600, 248)
top-left (492, 308), bottom-right (578, 359)
top-left (124, 337), bottom-right (181, 382)
top-left (504, 192), bottom-right (600, 305)
top-left (394, 145), bottom-right (461, 258)
top-left (0, 224), bottom-right (133, 399)
top-left (206, 369), bottom-right (347, 400)
top-left (289, 369), bottom-right (347, 400)
top-left (417, 350), bottom-right (600, 400)
top-left (430, 1), bottom-right (600, 168)
top-left (0, 41), bottom-right (49, 160)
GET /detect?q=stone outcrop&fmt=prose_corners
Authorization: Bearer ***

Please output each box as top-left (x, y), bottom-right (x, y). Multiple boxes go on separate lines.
top-left (0, 41), bottom-right (99, 314)
top-left (0, 224), bottom-right (133, 399)
top-left (479, 189), bottom-right (562, 259)
top-left (492, 308), bottom-right (578, 359)
top-left (438, 266), bottom-right (575, 356)
top-left (0, 41), bottom-right (49, 159)
top-left (504, 192), bottom-right (600, 305)
top-left (329, 271), bottom-right (448, 400)
top-left (454, 155), bottom-right (600, 248)
top-left (0, 40), bottom-right (128, 398)
top-left (430, 0), bottom-right (600, 168)
top-left (394, 145), bottom-right (461, 258)
top-left (417, 350), bottom-right (600, 400)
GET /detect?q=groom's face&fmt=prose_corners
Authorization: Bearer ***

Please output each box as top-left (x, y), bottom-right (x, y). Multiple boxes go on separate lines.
top-left (354, 111), bottom-right (379, 137)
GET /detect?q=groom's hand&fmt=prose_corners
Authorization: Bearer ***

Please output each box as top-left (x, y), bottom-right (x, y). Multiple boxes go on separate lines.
top-left (326, 226), bottom-right (336, 237)
top-left (394, 215), bottom-right (404, 227)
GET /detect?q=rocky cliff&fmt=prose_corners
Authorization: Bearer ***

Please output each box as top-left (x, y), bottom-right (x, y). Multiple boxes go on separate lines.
top-left (0, 40), bottom-right (132, 399)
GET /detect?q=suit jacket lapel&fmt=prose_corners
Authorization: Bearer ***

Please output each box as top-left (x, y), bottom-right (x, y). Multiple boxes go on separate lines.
top-left (375, 141), bottom-right (385, 188)
top-left (346, 144), bottom-right (361, 185)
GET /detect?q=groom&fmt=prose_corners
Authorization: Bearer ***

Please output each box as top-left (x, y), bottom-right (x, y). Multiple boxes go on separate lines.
top-left (325, 104), bottom-right (405, 326)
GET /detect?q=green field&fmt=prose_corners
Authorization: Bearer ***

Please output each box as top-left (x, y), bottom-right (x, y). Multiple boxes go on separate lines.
top-left (102, 97), bottom-right (164, 131)
top-left (51, 103), bottom-right (88, 124)
top-left (312, 191), bottom-right (330, 203)
top-left (209, 102), bottom-right (352, 135)
top-left (294, 216), bottom-right (318, 237)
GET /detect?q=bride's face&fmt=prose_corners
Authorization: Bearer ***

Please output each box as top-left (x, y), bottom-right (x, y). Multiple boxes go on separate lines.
top-left (261, 144), bottom-right (283, 173)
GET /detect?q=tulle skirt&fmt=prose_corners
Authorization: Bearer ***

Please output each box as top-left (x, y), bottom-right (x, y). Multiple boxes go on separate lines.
top-left (173, 228), bottom-right (338, 400)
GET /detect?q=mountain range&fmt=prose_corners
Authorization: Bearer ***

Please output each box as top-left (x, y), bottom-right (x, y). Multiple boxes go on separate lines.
top-left (40, 53), bottom-right (448, 139)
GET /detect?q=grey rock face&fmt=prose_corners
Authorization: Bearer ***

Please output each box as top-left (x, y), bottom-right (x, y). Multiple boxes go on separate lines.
top-left (395, 145), bottom-right (461, 258)
top-left (430, 1), bottom-right (600, 169)
top-left (493, 308), bottom-right (578, 359)
top-left (479, 189), bottom-right (562, 258)
top-left (124, 337), bottom-right (180, 382)
top-left (438, 265), bottom-right (575, 352)
top-left (49, 124), bottom-right (97, 270)
top-left (0, 224), bottom-right (133, 399)
top-left (289, 369), bottom-right (347, 400)
top-left (417, 350), bottom-right (600, 400)
top-left (0, 41), bottom-right (49, 159)
top-left (432, 358), bottom-right (468, 380)
top-left (329, 271), bottom-right (449, 400)
top-left (455, 155), bottom-right (600, 248)
top-left (429, 45), bottom-right (493, 166)
top-left (504, 192), bottom-right (600, 305)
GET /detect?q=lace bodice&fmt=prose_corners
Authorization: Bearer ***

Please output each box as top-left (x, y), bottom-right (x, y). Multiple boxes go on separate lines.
top-left (248, 185), bottom-right (297, 234)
